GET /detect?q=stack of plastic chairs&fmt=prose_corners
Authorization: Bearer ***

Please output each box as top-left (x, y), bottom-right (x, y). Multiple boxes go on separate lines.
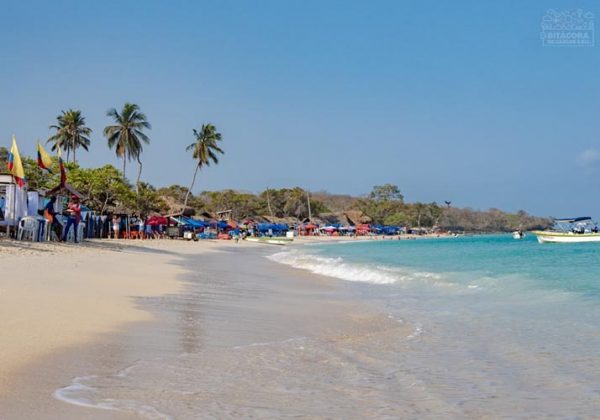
top-left (17, 217), bottom-right (39, 242)
top-left (65, 222), bottom-right (86, 243)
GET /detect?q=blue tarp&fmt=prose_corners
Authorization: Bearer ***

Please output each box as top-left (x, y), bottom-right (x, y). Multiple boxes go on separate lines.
top-left (367, 224), bottom-right (401, 235)
top-left (256, 223), bottom-right (289, 233)
top-left (171, 216), bottom-right (209, 228)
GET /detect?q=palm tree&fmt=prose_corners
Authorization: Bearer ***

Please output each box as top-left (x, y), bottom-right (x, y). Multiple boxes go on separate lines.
top-left (47, 109), bottom-right (92, 163)
top-left (103, 103), bottom-right (151, 190)
top-left (183, 124), bottom-right (224, 210)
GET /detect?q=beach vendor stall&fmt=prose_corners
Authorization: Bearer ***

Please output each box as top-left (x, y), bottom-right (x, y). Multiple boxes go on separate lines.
top-left (356, 224), bottom-right (371, 236)
top-left (0, 174), bottom-right (27, 237)
top-left (298, 222), bottom-right (318, 236)
top-left (146, 215), bottom-right (168, 239)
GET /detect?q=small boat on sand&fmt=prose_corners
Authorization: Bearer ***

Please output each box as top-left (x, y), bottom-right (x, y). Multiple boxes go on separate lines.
top-left (532, 217), bottom-right (600, 243)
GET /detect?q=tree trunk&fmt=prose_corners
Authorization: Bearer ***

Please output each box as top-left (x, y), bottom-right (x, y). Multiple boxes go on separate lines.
top-left (122, 157), bottom-right (127, 179)
top-left (136, 156), bottom-right (143, 194)
top-left (183, 164), bottom-right (200, 211)
top-left (266, 188), bottom-right (274, 218)
top-left (101, 197), bottom-right (110, 214)
top-left (67, 149), bottom-right (70, 163)
top-left (73, 147), bottom-right (76, 164)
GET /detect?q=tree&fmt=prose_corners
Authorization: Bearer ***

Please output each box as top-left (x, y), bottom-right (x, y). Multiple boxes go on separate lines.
top-left (383, 212), bottom-right (409, 226)
top-left (201, 190), bottom-right (261, 220)
top-left (369, 184), bottom-right (404, 203)
top-left (103, 103), bottom-right (151, 189)
top-left (0, 146), bottom-right (8, 165)
top-left (47, 109), bottom-right (92, 163)
top-left (22, 156), bottom-right (58, 190)
top-left (68, 165), bottom-right (132, 213)
top-left (183, 124), bottom-right (224, 209)
top-left (124, 182), bottom-right (167, 215)
top-left (413, 202), bottom-right (428, 228)
top-left (157, 184), bottom-right (204, 213)
top-left (428, 202), bottom-right (443, 226)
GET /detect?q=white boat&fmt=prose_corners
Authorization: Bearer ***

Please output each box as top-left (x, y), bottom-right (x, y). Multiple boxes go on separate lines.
top-left (512, 230), bottom-right (525, 239)
top-left (244, 236), bottom-right (293, 245)
top-left (532, 217), bottom-right (600, 243)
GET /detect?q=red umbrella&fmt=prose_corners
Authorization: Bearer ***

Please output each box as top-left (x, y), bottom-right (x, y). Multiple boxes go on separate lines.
top-left (146, 216), bottom-right (168, 226)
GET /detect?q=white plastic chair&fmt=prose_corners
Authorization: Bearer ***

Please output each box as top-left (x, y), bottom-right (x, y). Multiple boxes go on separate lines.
top-left (77, 222), bottom-right (85, 242)
top-left (17, 217), bottom-right (39, 242)
top-left (65, 222), bottom-right (86, 243)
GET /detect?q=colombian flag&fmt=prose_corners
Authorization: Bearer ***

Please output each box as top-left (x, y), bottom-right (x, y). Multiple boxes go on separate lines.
top-left (37, 141), bottom-right (53, 173)
top-left (58, 148), bottom-right (67, 186)
top-left (7, 136), bottom-right (26, 187)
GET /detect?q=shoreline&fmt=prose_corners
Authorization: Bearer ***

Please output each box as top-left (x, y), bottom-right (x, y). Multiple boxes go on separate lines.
top-left (0, 239), bottom-right (205, 415)
top-left (0, 238), bottom-right (414, 418)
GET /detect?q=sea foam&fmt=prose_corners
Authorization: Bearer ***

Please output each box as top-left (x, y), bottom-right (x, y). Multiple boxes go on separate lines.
top-left (54, 374), bottom-right (172, 419)
top-left (268, 249), bottom-right (442, 286)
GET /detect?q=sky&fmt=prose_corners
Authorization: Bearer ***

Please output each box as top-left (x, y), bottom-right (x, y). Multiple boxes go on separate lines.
top-left (1, 0), bottom-right (599, 217)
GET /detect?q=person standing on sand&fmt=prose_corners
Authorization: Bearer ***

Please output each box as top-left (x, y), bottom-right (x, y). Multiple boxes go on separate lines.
top-left (112, 215), bottom-right (121, 239)
top-left (44, 196), bottom-right (62, 240)
top-left (138, 216), bottom-right (145, 239)
top-left (62, 196), bottom-right (81, 243)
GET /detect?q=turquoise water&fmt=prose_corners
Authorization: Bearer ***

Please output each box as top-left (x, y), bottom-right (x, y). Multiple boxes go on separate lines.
top-left (269, 235), bottom-right (600, 416)
top-left (313, 234), bottom-right (600, 297)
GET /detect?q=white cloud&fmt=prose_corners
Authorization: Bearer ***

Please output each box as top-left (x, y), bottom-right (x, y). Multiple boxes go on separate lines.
top-left (577, 148), bottom-right (600, 169)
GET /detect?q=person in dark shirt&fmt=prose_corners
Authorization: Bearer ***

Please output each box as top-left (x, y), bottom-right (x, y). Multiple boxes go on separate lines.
top-left (44, 196), bottom-right (62, 240)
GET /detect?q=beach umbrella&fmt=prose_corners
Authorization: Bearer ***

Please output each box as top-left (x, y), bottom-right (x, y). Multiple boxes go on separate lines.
top-left (147, 216), bottom-right (168, 226)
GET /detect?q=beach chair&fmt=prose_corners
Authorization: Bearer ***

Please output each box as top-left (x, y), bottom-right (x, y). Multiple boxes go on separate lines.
top-left (77, 223), bottom-right (85, 242)
top-left (64, 222), bottom-right (86, 243)
top-left (17, 217), bottom-right (39, 242)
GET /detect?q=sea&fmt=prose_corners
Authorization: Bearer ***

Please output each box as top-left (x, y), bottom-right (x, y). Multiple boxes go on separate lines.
top-left (269, 234), bottom-right (600, 417)
top-left (53, 234), bottom-right (600, 418)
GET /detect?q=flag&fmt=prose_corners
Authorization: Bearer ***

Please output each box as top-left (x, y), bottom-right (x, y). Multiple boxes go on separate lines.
top-left (37, 141), bottom-right (53, 173)
top-left (7, 135), bottom-right (26, 187)
top-left (58, 148), bottom-right (67, 186)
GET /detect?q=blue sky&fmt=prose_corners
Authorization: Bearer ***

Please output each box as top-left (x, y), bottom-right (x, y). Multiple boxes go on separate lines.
top-left (1, 0), bottom-right (599, 217)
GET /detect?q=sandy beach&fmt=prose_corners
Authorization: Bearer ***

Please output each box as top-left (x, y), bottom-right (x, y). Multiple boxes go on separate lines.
top-left (0, 238), bottom-right (415, 418)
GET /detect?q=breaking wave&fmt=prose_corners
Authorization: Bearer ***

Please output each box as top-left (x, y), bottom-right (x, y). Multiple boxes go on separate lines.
top-left (268, 249), bottom-right (443, 286)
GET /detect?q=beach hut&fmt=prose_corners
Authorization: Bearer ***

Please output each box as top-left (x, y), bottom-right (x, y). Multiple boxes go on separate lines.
top-left (0, 174), bottom-right (27, 236)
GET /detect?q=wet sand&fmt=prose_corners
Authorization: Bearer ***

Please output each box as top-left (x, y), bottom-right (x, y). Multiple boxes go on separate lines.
top-left (0, 240), bottom-right (414, 418)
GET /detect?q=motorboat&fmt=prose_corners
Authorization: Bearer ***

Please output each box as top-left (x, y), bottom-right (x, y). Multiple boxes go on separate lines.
top-left (531, 217), bottom-right (600, 243)
top-left (512, 230), bottom-right (525, 239)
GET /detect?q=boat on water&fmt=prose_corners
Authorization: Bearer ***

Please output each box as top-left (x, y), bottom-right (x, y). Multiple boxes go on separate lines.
top-left (531, 217), bottom-right (600, 243)
top-left (512, 230), bottom-right (525, 239)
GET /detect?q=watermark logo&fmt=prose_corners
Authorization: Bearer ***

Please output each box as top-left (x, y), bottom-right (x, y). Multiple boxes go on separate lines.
top-left (541, 9), bottom-right (594, 47)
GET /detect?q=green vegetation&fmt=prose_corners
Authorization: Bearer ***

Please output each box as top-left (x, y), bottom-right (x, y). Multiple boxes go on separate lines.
top-left (104, 103), bottom-right (151, 188)
top-left (47, 109), bottom-right (92, 163)
top-left (347, 185), bottom-right (549, 231)
top-left (183, 124), bottom-right (224, 210)
top-left (1, 103), bottom-right (550, 233)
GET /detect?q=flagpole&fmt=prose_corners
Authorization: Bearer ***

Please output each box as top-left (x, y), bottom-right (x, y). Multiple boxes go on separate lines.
top-left (10, 178), bottom-right (16, 238)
